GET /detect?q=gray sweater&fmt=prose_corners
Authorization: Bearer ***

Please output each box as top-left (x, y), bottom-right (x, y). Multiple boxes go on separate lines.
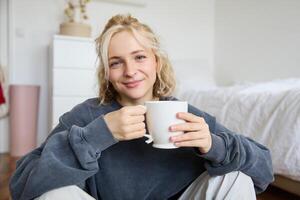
top-left (9, 97), bottom-right (274, 200)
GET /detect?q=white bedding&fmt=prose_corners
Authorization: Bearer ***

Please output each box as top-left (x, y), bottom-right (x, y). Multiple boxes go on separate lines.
top-left (176, 79), bottom-right (300, 181)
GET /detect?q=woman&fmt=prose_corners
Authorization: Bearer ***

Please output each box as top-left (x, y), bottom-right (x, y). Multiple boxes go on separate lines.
top-left (10, 14), bottom-right (273, 200)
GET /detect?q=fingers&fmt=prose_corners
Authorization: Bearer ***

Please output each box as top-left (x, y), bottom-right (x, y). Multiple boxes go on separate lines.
top-left (173, 139), bottom-right (206, 148)
top-left (121, 129), bottom-right (146, 140)
top-left (176, 112), bottom-right (205, 123)
top-left (124, 129), bottom-right (146, 140)
top-left (169, 127), bottom-right (212, 153)
top-left (119, 106), bottom-right (146, 125)
top-left (170, 113), bottom-right (208, 132)
top-left (170, 122), bottom-right (209, 132)
top-left (125, 115), bottom-right (145, 125)
top-left (172, 134), bottom-right (212, 153)
top-left (170, 131), bottom-right (205, 142)
top-left (122, 105), bottom-right (147, 116)
top-left (124, 122), bottom-right (145, 133)
top-left (118, 122), bottom-right (146, 140)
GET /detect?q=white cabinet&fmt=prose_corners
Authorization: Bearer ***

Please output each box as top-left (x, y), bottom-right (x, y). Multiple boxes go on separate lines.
top-left (49, 35), bottom-right (98, 130)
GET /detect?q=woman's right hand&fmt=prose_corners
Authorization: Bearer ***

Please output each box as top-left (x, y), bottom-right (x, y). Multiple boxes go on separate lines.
top-left (103, 105), bottom-right (147, 141)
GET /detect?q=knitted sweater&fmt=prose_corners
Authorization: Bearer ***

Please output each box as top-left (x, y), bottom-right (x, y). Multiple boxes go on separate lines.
top-left (10, 97), bottom-right (274, 200)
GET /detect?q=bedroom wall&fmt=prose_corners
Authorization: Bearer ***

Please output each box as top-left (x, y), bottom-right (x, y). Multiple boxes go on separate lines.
top-left (214, 0), bottom-right (300, 85)
top-left (0, 0), bottom-right (9, 152)
top-left (3, 0), bottom-right (214, 151)
top-left (4, 0), bottom-right (300, 152)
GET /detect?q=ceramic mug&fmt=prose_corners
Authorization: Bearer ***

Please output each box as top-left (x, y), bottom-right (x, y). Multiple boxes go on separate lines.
top-left (144, 101), bottom-right (188, 149)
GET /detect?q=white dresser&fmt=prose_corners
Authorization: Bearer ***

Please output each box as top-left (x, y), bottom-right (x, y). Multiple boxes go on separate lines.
top-left (49, 35), bottom-right (98, 130)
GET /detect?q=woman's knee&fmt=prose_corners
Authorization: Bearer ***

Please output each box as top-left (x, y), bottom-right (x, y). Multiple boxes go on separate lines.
top-left (214, 171), bottom-right (256, 200)
top-left (35, 185), bottom-right (95, 200)
top-left (224, 171), bottom-right (254, 187)
top-left (179, 171), bottom-right (256, 200)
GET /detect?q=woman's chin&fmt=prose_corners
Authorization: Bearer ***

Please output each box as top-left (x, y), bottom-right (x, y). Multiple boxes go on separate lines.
top-left (126, 93), bottom-right (147, 100)
top-left (122, 90), bottom-right (152, 102)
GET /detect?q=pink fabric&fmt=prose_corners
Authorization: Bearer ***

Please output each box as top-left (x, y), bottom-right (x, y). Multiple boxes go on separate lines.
top-left (9, 85), bottom-right (40, 157)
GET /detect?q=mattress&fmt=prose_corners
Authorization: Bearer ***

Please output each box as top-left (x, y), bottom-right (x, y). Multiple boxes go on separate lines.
top-left (176, 79), bottom-right (300, 181)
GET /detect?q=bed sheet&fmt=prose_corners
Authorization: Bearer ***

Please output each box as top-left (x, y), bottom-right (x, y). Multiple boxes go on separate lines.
top-left (176, 79), bottom-right (300, 181)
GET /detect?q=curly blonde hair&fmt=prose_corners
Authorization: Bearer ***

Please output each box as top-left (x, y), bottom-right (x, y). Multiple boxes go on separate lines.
top-left (95, 14), bottom-right (176, 104)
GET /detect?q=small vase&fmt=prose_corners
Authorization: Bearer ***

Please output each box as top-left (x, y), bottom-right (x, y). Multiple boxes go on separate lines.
top-left (59, 22), bottom-right (91, 38)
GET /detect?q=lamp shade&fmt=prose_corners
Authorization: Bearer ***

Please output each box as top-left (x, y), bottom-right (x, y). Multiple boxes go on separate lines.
top-left (9, 84), bottom-right (40, 157)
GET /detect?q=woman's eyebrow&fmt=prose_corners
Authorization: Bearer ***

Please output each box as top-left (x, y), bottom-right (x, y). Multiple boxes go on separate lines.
top-left (109, 56), bottom-right (121, 61)
top-left (109, 50), bottom-right (146, 61)
top-left (131, 50), bottom-right (145, 54)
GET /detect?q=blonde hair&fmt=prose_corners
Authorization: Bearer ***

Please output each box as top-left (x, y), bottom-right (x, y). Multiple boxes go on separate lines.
top-left (95, 14), bottom-right (176, 104)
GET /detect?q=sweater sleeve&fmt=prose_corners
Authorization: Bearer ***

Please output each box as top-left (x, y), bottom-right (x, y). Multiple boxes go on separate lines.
top-left (188, 104), bottom-right (274, 194)
top-left (9, 103), bottom-right (118, 200)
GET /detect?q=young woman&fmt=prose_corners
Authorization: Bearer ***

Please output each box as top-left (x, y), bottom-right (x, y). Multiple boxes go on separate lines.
top-left (10, 14), bottom-right (273, 200)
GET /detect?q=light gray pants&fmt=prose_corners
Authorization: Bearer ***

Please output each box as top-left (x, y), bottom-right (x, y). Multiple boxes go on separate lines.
top-left (36, 171), bottom-right (256, 200)
top-left (178, 171), bottom-right (256, 200)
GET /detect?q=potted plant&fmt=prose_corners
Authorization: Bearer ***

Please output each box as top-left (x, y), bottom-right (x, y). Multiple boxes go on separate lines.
top-left (59, 0), bottom-right (92, 37)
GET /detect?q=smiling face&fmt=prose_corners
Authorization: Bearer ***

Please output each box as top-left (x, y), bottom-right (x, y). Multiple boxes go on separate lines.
top-left (108, 31), bottom-right (158, 106)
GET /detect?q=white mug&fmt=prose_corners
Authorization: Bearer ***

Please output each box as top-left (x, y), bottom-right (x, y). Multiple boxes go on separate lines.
top-left (144, 101), bottom-right (188, 149)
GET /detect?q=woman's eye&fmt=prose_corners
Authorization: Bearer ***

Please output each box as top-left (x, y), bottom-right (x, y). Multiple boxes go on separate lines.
top-left (135, 55), bottom-right (146, 61)
top-left (109, 61), bottom-right (122, 68)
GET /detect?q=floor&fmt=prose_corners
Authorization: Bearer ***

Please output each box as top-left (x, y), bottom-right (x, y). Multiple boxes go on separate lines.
top-left (1, 153), bottom-right (300, 200)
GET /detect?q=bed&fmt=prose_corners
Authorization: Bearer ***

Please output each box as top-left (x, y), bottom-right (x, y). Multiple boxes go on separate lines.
top-left (175, 78), bottom-right (300, 196)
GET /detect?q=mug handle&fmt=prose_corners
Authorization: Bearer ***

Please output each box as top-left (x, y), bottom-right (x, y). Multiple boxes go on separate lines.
top-left (144, 134), bottom-right (153, 144)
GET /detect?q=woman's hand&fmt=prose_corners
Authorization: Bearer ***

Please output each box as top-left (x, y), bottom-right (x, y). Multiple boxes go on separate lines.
top-left (104, 105), bottom-right (146, 141)
top-left (169, 112), bottom-right (212, 154)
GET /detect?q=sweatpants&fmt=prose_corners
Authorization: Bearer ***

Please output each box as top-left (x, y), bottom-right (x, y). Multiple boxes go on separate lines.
top-left (35, 171), bottom-right (256, 200)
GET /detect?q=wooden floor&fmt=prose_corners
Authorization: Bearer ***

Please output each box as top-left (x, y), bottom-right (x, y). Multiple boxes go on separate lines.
top-left (1, 153), bottom-right (300, 200)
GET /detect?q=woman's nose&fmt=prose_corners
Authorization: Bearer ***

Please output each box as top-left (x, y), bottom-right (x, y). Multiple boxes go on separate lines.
top-left (124, 61), bottom-right (138, 77)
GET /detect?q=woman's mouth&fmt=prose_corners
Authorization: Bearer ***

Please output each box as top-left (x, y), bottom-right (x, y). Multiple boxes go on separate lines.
top-left (123, 80), bottom-right (143, 88)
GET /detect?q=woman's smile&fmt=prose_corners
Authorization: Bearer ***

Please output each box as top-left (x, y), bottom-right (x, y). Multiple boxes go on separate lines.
top-left (123, 79), bottom-right (144, 88)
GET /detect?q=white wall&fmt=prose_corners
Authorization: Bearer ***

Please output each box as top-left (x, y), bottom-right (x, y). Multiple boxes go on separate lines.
top-left (6, 0), bottom-right (214, 150)
top-left (214, 0), bottom-right (300, 85)
top-left (5, 0), bottom-right (300, 153)
top-left (0, 0), bottom-right (9, 152)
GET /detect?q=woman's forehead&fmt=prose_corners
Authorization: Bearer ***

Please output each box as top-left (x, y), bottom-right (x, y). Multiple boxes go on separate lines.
top-left (108, 31), bottom-right (151, 57)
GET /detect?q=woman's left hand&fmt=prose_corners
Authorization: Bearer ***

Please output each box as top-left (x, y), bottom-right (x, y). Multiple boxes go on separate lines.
top-left (169, 112), bottom-right (212, 154)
